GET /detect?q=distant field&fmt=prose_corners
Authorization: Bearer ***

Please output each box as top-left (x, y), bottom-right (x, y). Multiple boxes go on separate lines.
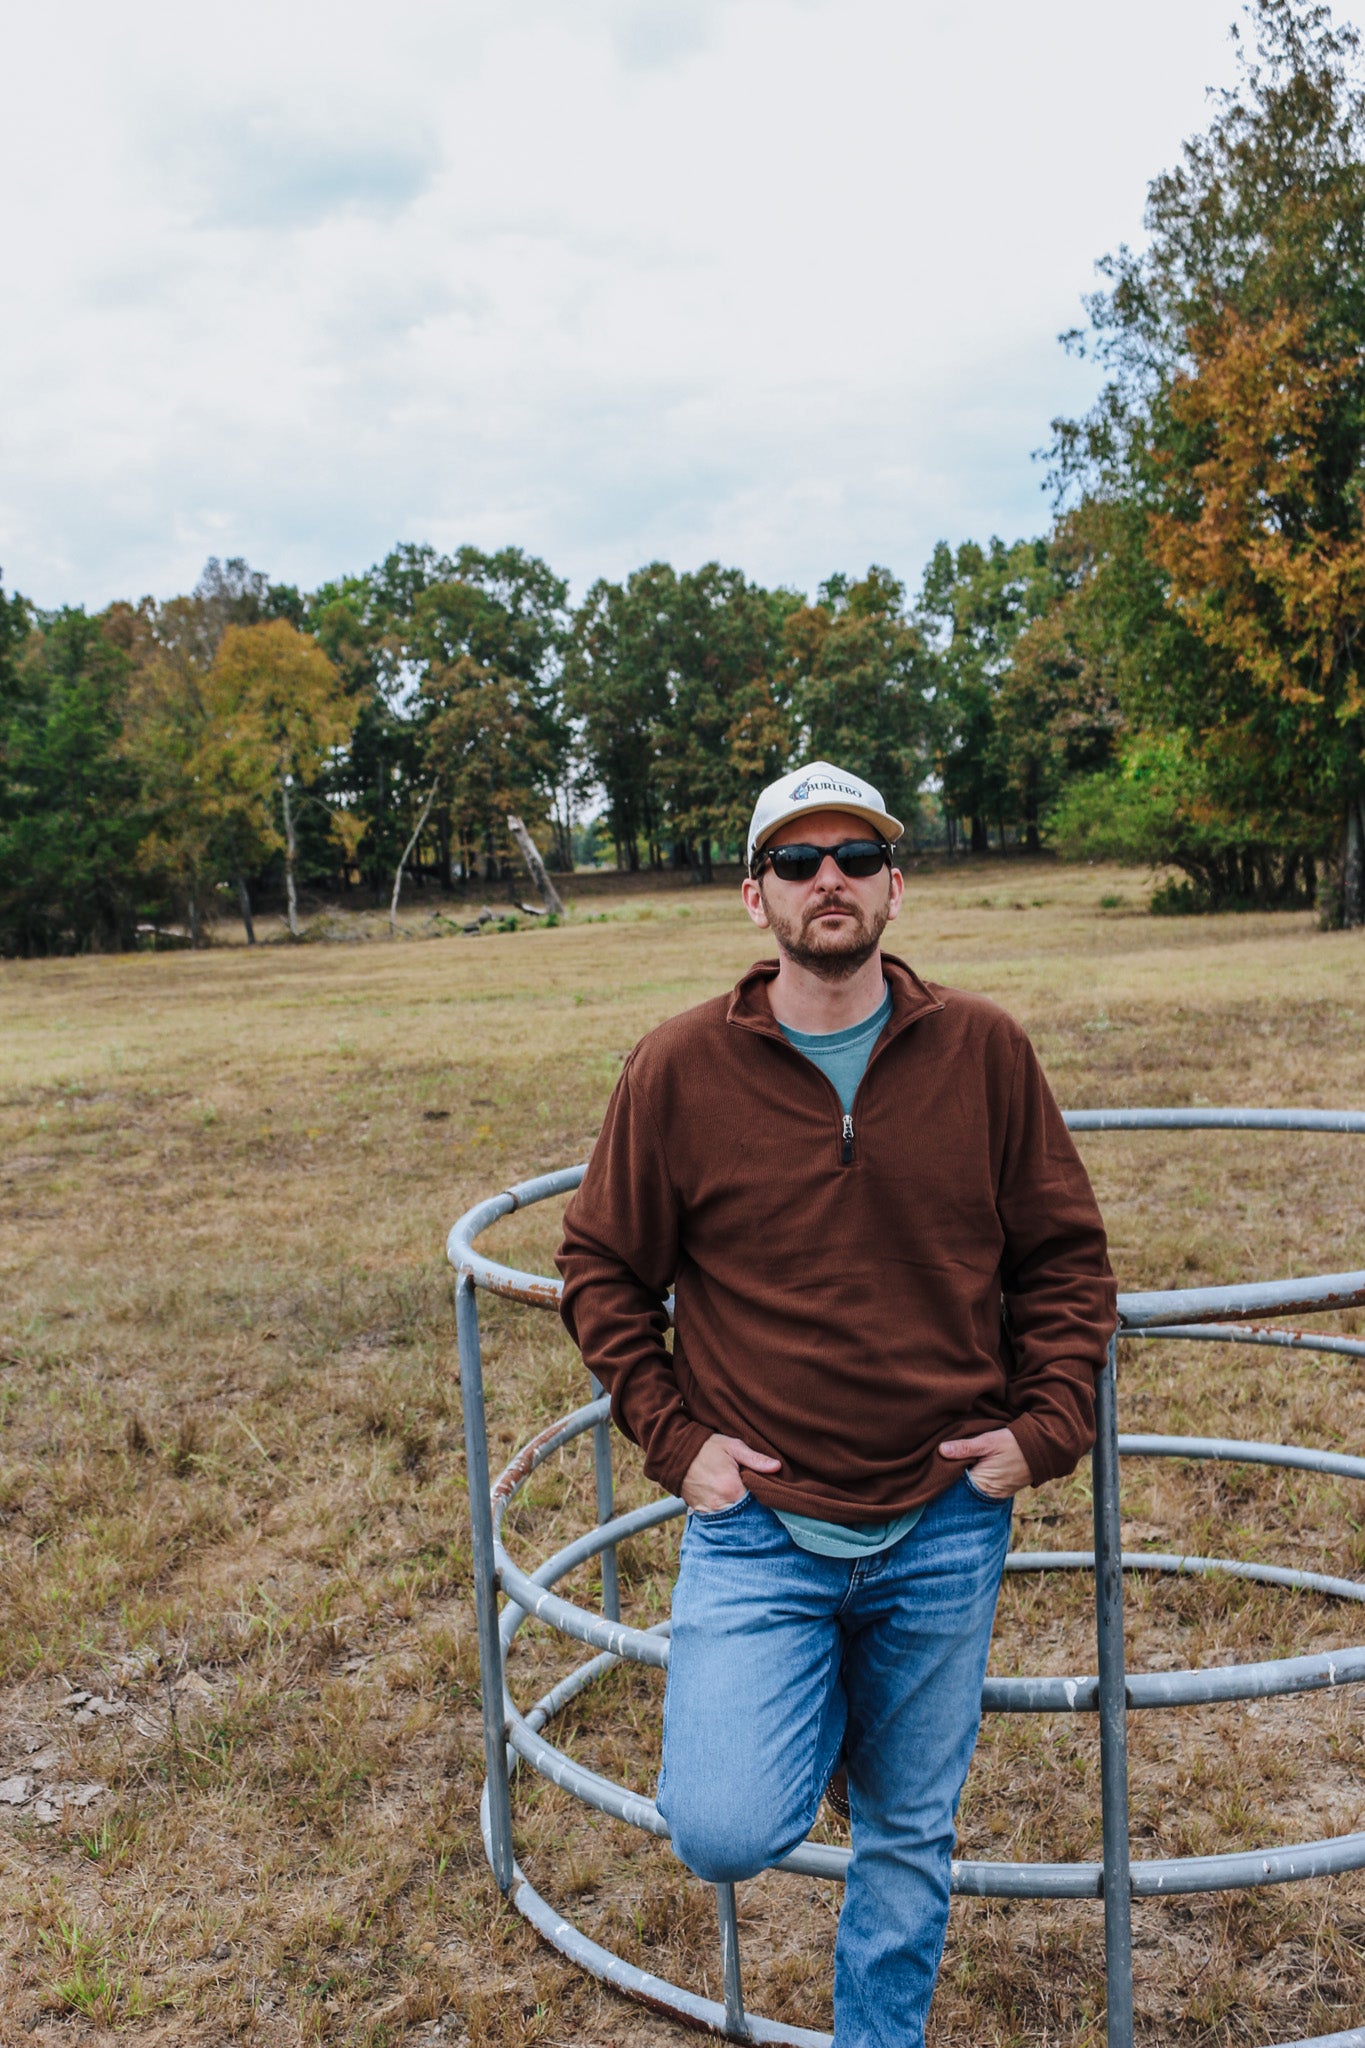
top-left (2, 862), bottom-right (1363, 2047)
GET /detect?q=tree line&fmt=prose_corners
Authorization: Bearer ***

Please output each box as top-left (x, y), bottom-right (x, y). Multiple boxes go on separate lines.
top-left (3, 0), bottom-right (1363, 954)
top-left (0, 538), bottom-right (1123, 954)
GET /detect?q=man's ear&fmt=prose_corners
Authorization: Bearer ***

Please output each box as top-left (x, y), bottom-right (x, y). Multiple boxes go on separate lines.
top-left (741, 877), bottom-right (771, 929)
top-left (885, 868), bottom-right (904, 922)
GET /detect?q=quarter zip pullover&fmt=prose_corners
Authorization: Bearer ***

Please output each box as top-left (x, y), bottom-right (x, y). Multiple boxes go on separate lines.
top-left (556, 955), bottom-right (1116, 1522)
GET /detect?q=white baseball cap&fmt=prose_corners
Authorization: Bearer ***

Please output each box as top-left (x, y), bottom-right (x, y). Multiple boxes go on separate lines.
top-left (746, 761), bottom-right (904, 868)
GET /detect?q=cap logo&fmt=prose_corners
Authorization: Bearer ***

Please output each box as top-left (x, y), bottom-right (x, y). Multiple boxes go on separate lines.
top-left (790, 774), bottom-right (860, 803)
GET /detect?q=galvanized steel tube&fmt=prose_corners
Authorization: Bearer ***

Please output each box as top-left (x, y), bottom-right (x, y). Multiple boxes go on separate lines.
top-left (1093, 1335), bottom-right (1135, 2048)
top-left (450, 1107), bottom-right (1365, 2046)
top-left (457, 1272), bottom-right (515, 1892)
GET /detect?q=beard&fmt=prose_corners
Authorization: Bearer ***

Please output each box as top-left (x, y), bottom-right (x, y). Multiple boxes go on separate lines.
top-left (759, 883), bottom-right (891, 980)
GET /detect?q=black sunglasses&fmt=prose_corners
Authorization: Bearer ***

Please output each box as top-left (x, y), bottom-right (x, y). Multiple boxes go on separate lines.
top-left (752, 838), bottom-right (893, 883)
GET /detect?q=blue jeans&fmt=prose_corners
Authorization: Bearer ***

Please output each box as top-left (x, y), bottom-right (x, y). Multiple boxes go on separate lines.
top-left (656, 1474), bottom-right (1012, 2048)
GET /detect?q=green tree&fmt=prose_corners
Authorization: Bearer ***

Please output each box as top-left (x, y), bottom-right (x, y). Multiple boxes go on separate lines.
top-left (993, 524), bottom-right (1124, 852)
top-left (106, 600), bottom-right (221, 945)
top-left (781, 567), bottom-right (929, 840)
top-left (408, 547), bottom-right (574, 881)
top-left (567, 563), bottom-right (796, 877)
top-left (566, 567), bottom-right (676, 871)
top-left (1049, 731), bottom-right (1320, 907)
top-left (306, 569), bottom-right (416, 901)
top-left (655, 566), bottom-right (797, 879)
top-left (1053, 0), bottom-right (1365, 920)
top-left (916, 540), bottom-right (1062, 852)
top-left (0, 606), bottom-right (146, 955)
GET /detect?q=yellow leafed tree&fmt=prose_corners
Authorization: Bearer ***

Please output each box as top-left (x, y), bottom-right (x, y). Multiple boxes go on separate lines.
top-left (200, 622), bottom-right (359, 938)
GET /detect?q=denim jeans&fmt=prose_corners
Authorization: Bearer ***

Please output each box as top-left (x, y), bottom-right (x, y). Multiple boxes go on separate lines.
top-left (656, 1473), bottom-right (1012, 2048)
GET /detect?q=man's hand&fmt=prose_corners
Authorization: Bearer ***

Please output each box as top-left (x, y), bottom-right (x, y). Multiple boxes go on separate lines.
top-left (937, 1426), bottom-right (1030, 1500)
top-left (681, 1433), bottom-right (782, 1512)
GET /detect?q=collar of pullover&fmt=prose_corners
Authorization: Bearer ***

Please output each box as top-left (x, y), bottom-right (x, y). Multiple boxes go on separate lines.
top-left (725, 951), bottom-right (946, 1047)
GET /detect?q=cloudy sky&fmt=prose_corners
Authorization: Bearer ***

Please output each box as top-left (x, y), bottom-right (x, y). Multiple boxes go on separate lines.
top-left (0, 0), bottom-right (1329, 609)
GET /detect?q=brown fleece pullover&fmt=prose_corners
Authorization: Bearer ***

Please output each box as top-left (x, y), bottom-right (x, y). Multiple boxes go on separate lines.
top-left (556, 955), bottom-right (1116, 1521)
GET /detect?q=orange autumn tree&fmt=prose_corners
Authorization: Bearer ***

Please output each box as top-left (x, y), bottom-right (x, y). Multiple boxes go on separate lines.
top-left (1148, 307), bottom-right (1365, 920)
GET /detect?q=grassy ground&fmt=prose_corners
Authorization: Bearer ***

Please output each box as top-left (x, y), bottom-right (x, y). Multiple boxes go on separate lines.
top-left (1, 860), bottom-right (1363, 2047)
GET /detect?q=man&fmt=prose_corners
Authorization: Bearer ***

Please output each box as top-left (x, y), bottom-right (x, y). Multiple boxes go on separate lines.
top-left (556, 760), bottom-right (1115, 2047)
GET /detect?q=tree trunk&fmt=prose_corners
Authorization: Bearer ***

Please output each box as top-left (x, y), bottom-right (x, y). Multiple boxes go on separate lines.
top-left (236, 874), bottom-right (257, 946)
top-left (188, 893), bottom-right (202, 949)
top-left (553, 784), bottom-right (573, 872)
top-left (970, 814), bottom-right (987, 853)
top-left (281, 777), bottom-right (300, 939)
top-left (1023, 764), bottom-right (1040, 855)
top-left (1343, 792), bottom-right (1365, 929)
top-left (507, 816), bottom-right (565, 915)
top-left (391, 780), bottom-right (441, 935)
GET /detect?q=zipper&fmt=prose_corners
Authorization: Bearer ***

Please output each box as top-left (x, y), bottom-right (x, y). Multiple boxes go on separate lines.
top-left (754, 984), bottom-right (941, 1170)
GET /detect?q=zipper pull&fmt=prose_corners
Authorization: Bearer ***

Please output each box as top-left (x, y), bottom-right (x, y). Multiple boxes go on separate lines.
top-left (841, 1112), bottom-right (854, 1164)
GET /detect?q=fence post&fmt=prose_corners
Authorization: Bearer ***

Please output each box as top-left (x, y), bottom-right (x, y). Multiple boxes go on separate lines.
top-left (458, 1270), bottom-right (516, 1891)
top-left (1094, 1330), bottom-right (1135, 2048)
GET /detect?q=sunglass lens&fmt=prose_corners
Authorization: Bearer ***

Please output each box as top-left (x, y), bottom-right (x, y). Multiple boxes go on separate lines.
top-left (835, 844), bottom-right (886, 877)
top-left (769, 847), bottom-right (821, 881)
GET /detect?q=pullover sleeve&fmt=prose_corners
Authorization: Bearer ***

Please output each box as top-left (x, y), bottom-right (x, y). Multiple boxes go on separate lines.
top-left (555, 1055), bottom-right (712, 1497)
top-left (995, 1031), bottom-right (1118, 1485)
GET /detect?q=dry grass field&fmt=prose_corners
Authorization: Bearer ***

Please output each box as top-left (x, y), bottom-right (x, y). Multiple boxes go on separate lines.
top-left (2, 860), bottom-right (1363, 2048)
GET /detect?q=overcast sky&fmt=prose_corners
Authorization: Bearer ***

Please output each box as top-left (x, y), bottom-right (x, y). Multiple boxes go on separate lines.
top-left (1, 0), bottom-right (1336, 611)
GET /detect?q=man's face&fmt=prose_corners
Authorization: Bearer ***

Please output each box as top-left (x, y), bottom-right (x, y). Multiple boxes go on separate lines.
top-left (741, 809), bottom-right (903, 978)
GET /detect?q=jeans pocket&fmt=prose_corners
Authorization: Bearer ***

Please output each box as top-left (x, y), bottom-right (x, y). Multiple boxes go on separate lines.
top-left (963, 1468), bottom-right (1008, 1504)
top-left (690, 1490), bottom-right (751, 1522)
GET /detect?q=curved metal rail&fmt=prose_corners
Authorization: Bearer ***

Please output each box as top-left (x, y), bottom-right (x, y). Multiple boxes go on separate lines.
top-left (450, 1109), bottom-right (1365, 2048)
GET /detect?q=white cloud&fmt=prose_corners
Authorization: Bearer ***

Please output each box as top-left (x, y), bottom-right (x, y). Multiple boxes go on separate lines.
top-left (154, 108), bottom-right (440, 232)
top-left (0, 0), bottom-right (1334, 610)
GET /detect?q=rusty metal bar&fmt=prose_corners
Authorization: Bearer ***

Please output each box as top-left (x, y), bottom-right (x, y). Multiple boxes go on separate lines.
top-left (1118, 1269), bottom-right (1365, 1329)
top-left (1133, 1324), bottom-right (1365, 1361)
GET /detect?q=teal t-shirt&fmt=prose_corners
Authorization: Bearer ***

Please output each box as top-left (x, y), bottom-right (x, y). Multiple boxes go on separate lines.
top-left (777, 982), bottom-right (892, 1114)
top-left (773, 983), bottom-right (925, 1560)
